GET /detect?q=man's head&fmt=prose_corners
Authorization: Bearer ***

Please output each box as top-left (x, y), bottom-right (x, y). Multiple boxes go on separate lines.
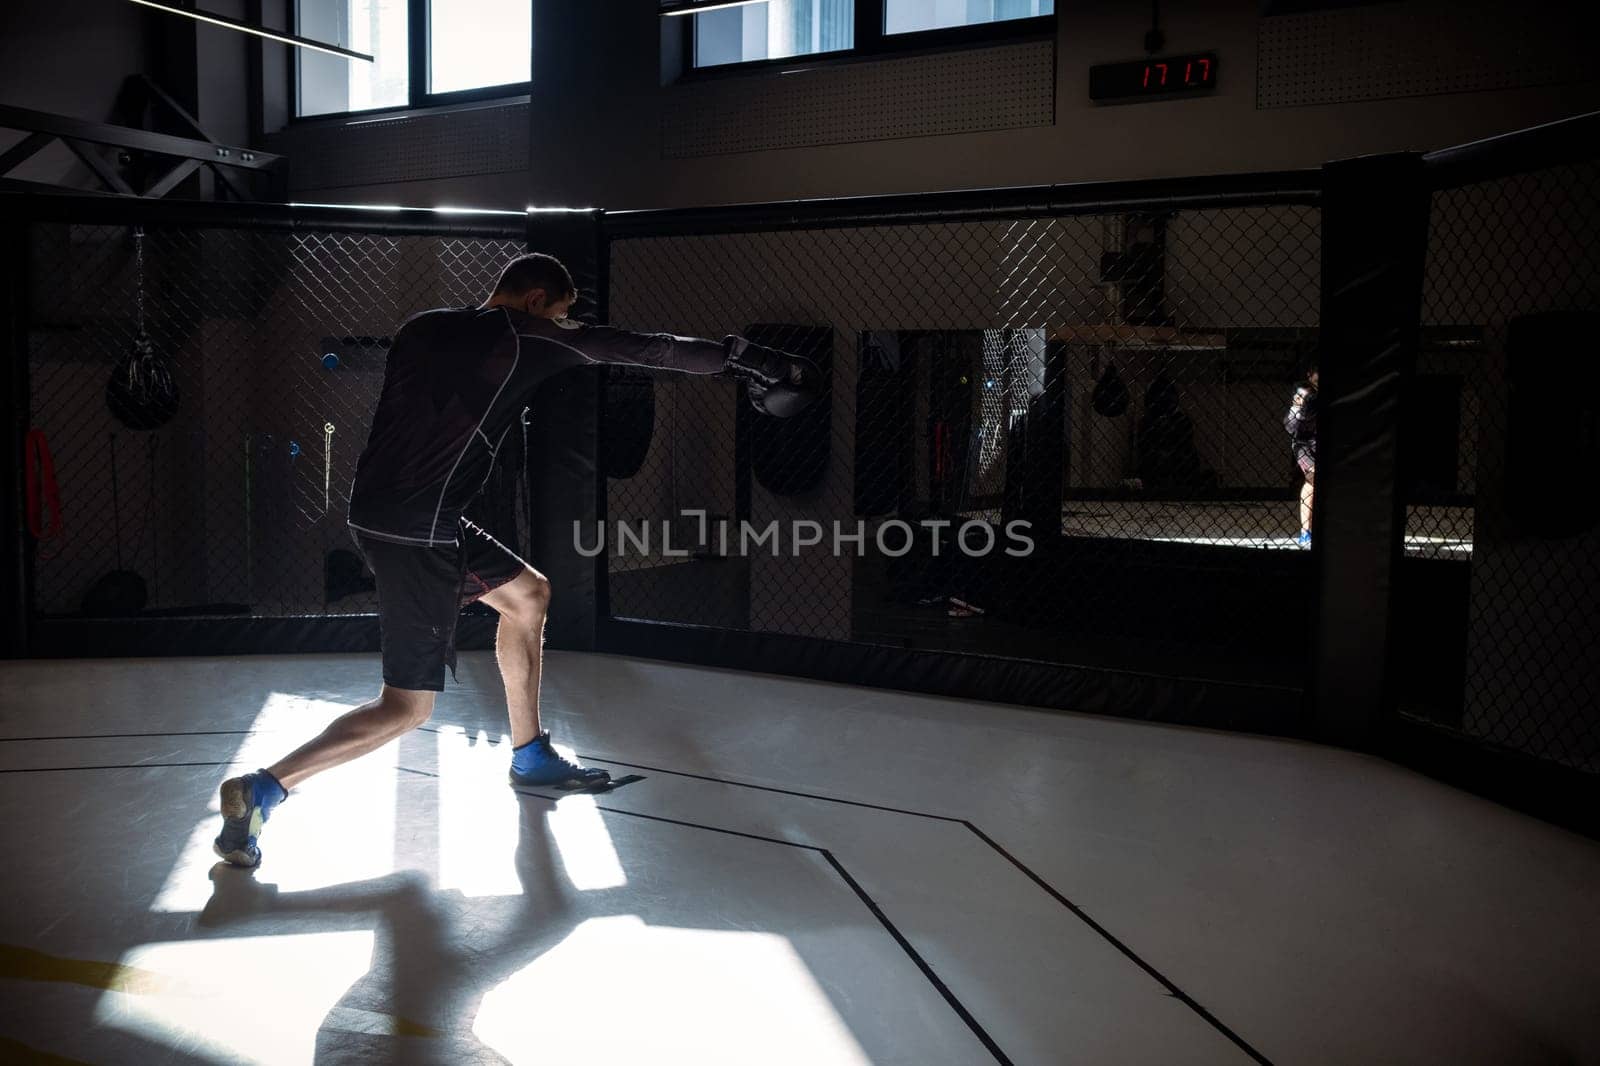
top-left (485, 253), bottom-right (577, 320)
top-left (1307, 365), bottom-right (1319, 389)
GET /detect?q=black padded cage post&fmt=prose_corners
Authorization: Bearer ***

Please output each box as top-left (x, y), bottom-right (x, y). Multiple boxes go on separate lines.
top-left (1307, 152), bottom-right (1430, 748)
top-left (524, 208), bottom-right (607, 652)
top-left (1383, 110), bottom-right (1600, 836)
top-left (5, 191), bottom-right (531, 659)
top-left (2, 218), bottom-right (29, 657)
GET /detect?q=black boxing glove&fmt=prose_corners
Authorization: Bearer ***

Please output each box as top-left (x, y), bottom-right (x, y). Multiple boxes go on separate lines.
top-left (722, 336), bottom-right (824, 418)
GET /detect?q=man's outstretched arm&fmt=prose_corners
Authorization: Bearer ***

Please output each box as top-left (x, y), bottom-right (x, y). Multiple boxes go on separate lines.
top-left (522, 318), bottom-right (824, 417)
top-left (530, 320), bottom-right (728, 374)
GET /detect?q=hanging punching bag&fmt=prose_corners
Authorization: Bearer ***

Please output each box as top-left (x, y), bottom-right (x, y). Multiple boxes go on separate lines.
top-left (602, 368), bottom-right (657, 479)
top-left (1091, 360), bottom-right (1129, 417)
top-left (107, 333), bottom-right (180, 430)
top-left (741, 324), bottom-right (831, 498)
top-left (1507, 310), bottom-right (1600, 538)
top-left (106, 227), bottom-right (179, 431)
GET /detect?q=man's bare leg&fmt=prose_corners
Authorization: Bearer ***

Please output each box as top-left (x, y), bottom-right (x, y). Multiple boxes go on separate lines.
top-left (480, 568), bottom-right (552, 748)
top-left (267, 685), bottom-right (437, 790)
top-left (215, 684), bottom-right (435, 867)
top-left (1300, 479), bottom-right (1314, 536)
top-left (481, 568), bottom-right (608, 787)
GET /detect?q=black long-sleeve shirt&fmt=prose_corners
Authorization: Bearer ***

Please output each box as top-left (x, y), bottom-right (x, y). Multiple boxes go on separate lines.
top-left (348, 306), bottom-right (726, 545)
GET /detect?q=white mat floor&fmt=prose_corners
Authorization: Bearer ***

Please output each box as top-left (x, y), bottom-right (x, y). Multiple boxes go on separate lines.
top-left (0, 651), bottom-right (1595, 1064)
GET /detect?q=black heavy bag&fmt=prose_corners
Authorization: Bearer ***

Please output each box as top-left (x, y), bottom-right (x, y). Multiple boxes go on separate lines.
top-left (82, 569), bottom-right (148, 616)
top-left (602, 368), bottom-right (656, 479)
top-left (1507, 310), bottom-right (1600, 538)
top-left (741, 324), bottom-right (831, 498)
top-left (854, 331), bottom-right (912, 516)
top-left (106, 333), bottom-right (179, 431)
top-left (325, 548), bottom-right (377, 602)
top-left (1091, 360), bottom-right (1129, 417)
top-left (82, 431), bottom-right (149, 616)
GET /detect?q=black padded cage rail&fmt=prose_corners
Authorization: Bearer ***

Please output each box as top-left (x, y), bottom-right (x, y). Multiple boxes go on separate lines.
top-left (2, 194), bottom-right (534, 658)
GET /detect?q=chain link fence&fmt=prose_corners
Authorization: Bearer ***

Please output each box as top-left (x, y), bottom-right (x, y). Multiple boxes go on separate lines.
top-left (24, 220), bottom-right (525, 622)
top-left (1401, 159), bottom-right (1600, 773)
top-left (8, 130), bottom-right (1593, 796)
top-left (603, 201), bottom-right (1320, 683)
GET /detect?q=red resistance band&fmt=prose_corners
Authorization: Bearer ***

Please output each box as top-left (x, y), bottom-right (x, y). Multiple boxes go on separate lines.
top-left (24, 429), bottom-right (64, 559)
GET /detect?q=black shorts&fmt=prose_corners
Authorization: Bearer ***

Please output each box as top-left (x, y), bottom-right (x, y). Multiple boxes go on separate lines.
top-left (1294, 443), bottom-right (1316, 483)
top-left (351, 520), bottom-right (528, 691)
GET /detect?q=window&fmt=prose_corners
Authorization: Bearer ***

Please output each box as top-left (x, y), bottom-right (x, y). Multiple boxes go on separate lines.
top-left (428, 0), bottom-right (532, 95)
top-left (296, 0), bottom-right (531, 118)
top-left (298, 0), bottom-right (409, 117)
top-left (684, 0), bottom-right (1051, 72)
top-left (883, 0), bottom-right (1052, 35)
top-left (694, 0), bottom-right (855, 68)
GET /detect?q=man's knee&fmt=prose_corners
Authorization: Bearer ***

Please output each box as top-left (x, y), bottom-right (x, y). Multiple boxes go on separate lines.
top-left (406, 701), bottom-right (435, 729)
top-left (526, 570), bottom-right (552, 611)
top-left (380, 688), bottom-right (435, 729)
top-left (502, 570), bottom-right (552, 630)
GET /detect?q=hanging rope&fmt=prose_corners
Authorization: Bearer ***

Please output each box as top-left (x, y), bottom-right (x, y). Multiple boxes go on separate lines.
top-left (135, 224), bottom-right (146, 337)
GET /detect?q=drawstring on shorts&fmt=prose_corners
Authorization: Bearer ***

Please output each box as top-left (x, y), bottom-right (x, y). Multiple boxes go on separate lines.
top-left (444, 516), bottom-right (471, 684)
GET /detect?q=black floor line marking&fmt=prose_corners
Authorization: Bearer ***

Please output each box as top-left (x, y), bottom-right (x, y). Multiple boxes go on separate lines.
top-left (0, 730), bottom-right (259, 743)
top-left (0, 761), bottom-right (235, 774)
top-left (964, 823), bottom-right (1271, 1066)
top-left (579, 755), bottom-right (968, 822)
top-left (552, 774), bottom-right (646, 795)
top-left (505, 784), bottom-right (1012, 1064)
top-left (0, 742), bottom-right (1261, 1060)
top-left (581, 753), bottom-right (1273, 1066)
top-left (822, 852), bottom-right (1013, 1066)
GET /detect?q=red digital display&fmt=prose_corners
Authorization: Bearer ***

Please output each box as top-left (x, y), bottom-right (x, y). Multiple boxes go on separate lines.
top-left (1091, 52), bottom-right (1218, 102)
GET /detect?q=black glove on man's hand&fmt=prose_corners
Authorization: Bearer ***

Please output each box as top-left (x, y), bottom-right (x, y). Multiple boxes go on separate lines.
top-left (722, 336), bottom-right (824, 418)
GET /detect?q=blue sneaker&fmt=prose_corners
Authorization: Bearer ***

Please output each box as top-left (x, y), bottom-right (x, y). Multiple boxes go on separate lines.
top-left (509, 733), bottom-right (611, 789)
top-left (213, 770), bottom-right (288, 868)
top-left (1296, 531), bottom-right (1312, 548)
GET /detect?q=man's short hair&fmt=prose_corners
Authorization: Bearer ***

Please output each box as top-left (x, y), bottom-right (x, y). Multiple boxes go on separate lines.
top-left (491, 253), bottom-right (576, 302)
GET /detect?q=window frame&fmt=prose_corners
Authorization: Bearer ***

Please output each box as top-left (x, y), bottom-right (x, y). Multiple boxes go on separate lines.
top-left (680, 1), bottom-right (1055, 80)
top-left (291, 0), bottom-right (533, 122)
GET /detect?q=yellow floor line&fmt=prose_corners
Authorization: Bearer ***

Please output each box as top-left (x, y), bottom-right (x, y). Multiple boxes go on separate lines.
top-left (0, 943), bottom-right (441, 1040)
top-left (0, 1034), bottom-right (94, 1065)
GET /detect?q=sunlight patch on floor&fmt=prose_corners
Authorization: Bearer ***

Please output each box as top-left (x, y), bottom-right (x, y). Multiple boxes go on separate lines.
top-left (436, 725), bottom-right (523, 898)
top-left (149, 693), bottom-right (399, 911)
top-left (546, 795), bottom-right (627, 891)
top-left (92, 932), bottom-right (375, 1065)
top-left (473, 916), bottom-right (869, 1065)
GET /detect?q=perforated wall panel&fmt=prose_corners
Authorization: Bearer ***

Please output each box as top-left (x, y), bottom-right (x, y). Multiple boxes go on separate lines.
top-left (663, 40), bottom-right (1055, 158)
top-left (1257, 2), bottom-right (1595, 109)
top-left (269, 102), bottom-right (530, 191)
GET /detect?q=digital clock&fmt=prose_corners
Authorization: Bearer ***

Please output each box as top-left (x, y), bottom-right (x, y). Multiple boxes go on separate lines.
top-left (1090, 52), bottom-right (1218, 102)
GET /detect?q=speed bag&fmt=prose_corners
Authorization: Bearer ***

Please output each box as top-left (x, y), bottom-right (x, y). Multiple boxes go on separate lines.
top-left (742, 324), bottom-right (832, 498)
top-left (602, 368), bottom-right (656, 479)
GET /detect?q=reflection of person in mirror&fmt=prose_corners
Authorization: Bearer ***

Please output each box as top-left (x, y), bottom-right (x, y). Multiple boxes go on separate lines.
top-left (1285, 367), bottom-right (1319, 547)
